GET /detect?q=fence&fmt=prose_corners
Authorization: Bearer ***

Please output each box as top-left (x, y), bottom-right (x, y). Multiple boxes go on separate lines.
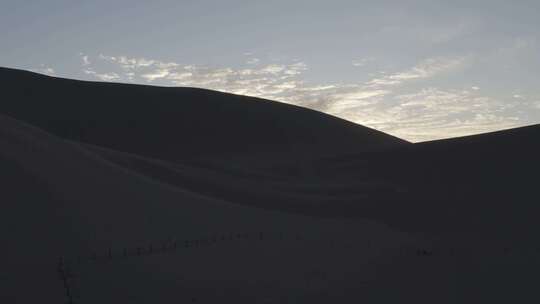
top-left (56, 230), bottom-right (540, 303)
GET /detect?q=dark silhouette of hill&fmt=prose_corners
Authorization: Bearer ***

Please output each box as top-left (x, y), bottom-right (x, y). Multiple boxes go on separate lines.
top-left (2, 67), bottom-right (539, 303)
top-left (2, 66), bottom-right (538, 236)
top-left (0, 67), bottom-right (407, 166)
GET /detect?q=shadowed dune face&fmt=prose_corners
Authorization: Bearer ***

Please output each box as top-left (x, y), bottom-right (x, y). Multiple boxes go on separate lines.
top-left (0, 112), bottom-right (425, 304)
top-left (65, 112), bottom-right (538, 238)
top-left (295, 124), bottom-right (540, 236)
top-left (0, 67), bottom-right (407, 167)
top-left (1, 66), bottom-right (539, 238)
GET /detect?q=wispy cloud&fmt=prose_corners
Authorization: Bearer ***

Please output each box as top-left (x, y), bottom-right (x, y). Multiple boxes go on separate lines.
top-left (78, 53), bottom-right (526, 142)
top-left (382, 88), bottom-right (522, 141)
top-left (80, 53), bottom-right (91, 66)
top-left (33, 64), bottom-right (56, 76)
top-left (246, 58), bottom-right (260, 65)
top-left (352, 57), bottom-right (375, 67)
top-left (83, 69), bottom-right (120, 82)
top-left (367, 56), bottom-right (468, 88)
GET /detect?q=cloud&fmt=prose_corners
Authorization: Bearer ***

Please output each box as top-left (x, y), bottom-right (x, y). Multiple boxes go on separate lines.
top-left (367, 56), bottom-right (467, 88)
top-left (141, 69), bottom-right (170, 82)
top-left (380, 88), bottom-right (522, 141)
top-left (33, 64), bottom-right (56, 76)
top-left (83, 54), bottom-right (314, 100)
top-left (99, 54), bottom-right (165, 69)
top-left (246, 58), bottom-right (260, 65)
top-left (80, 53), bottom-right (91, 66)
top-left (352, 57), bottom-right (375, 67)
top-left (260, 64), bottom-right (286, 74)
top-left (327, 89), bottom-right (389, 113)
top-left (471, 86), bottom-right (480, 91)
top-left (83, 69), bottom-right (120, 82)
top-left (79, 53), bottom-right (526, 142)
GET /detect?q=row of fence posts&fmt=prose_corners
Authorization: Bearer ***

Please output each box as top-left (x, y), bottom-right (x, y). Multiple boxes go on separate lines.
top-left (67, 231), bottom-right (295, 266)
top-left (55, 231), bottom-right (293, 302)
top-left (56, 231), bottom-right (535, 303)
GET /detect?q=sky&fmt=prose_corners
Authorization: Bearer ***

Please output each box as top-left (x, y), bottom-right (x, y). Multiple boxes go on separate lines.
top-left (1, 0), bottom-right (539, 142)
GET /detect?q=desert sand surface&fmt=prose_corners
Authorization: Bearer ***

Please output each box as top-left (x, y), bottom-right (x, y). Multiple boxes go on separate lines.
top-left (1, 67), bottom-right (539, 303)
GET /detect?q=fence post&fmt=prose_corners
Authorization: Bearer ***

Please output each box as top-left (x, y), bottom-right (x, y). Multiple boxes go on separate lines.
top-left (58, 256), bottom-right (76, 304)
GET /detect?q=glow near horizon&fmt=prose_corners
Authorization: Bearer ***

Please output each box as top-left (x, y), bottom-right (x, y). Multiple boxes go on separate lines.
top-left (70, 52), bottom-right (537, 142)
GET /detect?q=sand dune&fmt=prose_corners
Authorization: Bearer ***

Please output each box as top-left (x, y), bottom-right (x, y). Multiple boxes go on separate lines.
top-left (1, 67), bottom-right (539, 303)
top-left (0, 112), bottom-right (421, 303)
top-left (0, 67), bottom-right (406, 166)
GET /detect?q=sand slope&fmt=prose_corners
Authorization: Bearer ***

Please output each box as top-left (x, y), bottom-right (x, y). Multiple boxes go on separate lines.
top-left (1, 68), bottom-right (539, 303)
